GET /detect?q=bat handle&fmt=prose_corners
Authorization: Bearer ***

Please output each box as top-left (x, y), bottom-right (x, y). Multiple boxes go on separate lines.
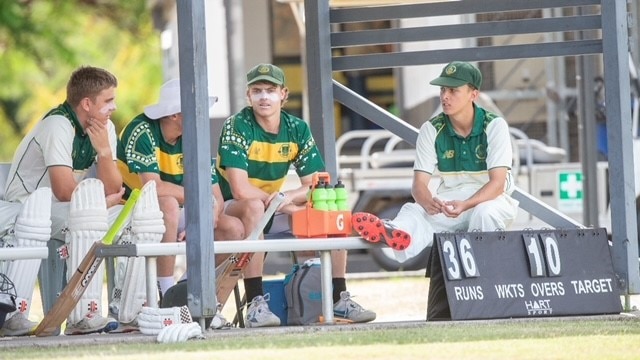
top-left (102, 188), bottom-right (141, 245)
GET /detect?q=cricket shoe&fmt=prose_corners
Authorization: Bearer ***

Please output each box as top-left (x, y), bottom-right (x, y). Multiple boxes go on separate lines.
top-left (245, 294), bottom-right (280, 328)
top-left (0, 313), bottom-right (38, 336)
top-left (333, 291), bottom-right (376, 323)
top-left (351, 212), bottom-right (411, 250)
top-left (209, 313), bottom-right (229, 330)
top-left (112, 318), bottom-right (140, 333)
top-left (64, 313), bottom-right (118, 335)
top-left (209, 302), bottom-right (229, 330)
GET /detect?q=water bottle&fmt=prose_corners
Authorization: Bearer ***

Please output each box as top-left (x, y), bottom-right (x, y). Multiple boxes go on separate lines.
top-left (334, 180), bottom-right (349, 211)
top-left (311, 181), bottom-right (328, 211)
top-left (325, 183), bottom-right (338, 211)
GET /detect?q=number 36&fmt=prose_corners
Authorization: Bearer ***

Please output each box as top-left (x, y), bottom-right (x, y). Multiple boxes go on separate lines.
top-left (441, 236), bottom-right (479, 280)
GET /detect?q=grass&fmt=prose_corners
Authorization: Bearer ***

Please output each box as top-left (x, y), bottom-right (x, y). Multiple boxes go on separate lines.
top-left (5, 318), bottom-right (640, 360)
top-left (10, 275), bottom-right (640, 359)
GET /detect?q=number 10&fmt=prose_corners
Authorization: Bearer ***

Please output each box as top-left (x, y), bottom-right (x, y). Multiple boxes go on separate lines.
top-left (523, 234), bottom-right (562, 277)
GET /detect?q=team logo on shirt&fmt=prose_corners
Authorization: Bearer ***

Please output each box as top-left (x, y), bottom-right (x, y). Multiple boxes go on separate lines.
top-left (475, 144), bottom-right (487, 160)
top-left (443, 150), bottom-right (455, 159)
top-left (278, 144), bottom-right (290, 158)
top-left (177, 154), bottom-right (184, 170)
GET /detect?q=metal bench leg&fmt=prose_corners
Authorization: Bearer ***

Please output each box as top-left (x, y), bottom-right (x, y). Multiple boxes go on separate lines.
top-left (319, 250), bottom-right (334, 324)
top-left (145, 257), bottom-right (158, 308)
top-left (106, 257), bottom-right (116, 305)
top-left (37, 238), bottom-right (67, 334)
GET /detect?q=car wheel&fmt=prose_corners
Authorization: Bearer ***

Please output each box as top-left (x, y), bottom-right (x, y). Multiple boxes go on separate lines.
top-left (368, 203), bottom-right (431, 271)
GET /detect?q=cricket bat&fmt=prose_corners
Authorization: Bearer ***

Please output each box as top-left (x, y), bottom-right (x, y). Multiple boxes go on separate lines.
top-left (214, 192), bottom-right (285, 308)
top-left (34, 189), bottom-right (141, 337)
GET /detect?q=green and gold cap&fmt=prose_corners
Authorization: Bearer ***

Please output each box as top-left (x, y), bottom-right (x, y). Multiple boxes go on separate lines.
top-left (429, 61), bottom-right (482, 89)
top-left (246, 63), bottom-right (285, 86)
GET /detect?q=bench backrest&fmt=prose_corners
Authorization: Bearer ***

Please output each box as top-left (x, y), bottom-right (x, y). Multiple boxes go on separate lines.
top-left (0, 163), bottom-right (10, 200)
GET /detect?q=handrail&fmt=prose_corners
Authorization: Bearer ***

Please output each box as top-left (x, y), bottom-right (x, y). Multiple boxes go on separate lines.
top-left (96, 237), bottom-right (378, 257)
top-left (0, 247), bottom-right (48, 260)
top-left (335, 129), bottom-right (396, 169)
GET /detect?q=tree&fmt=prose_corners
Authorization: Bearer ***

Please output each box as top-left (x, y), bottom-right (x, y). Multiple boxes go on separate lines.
top-left (0, 0), bottom-right (163, 161)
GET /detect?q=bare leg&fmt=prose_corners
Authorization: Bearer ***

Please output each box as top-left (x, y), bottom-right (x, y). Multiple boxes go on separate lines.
top-left (213, 213), bottom-right (245, 265)
top-left (224, 199), bottom-right (265, 278)
top-left (331, 249), bottom-right (347, 278)
top-left (157, 196), bottom-right (181, 279)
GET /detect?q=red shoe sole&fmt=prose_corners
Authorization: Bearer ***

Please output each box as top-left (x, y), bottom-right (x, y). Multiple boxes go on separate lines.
top-left (351, 212), bottom-right (411, 251)
top-left (351, 212), bottom-right (384, 243)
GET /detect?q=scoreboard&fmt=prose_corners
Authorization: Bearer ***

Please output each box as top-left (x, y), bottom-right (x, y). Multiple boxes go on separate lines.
top-left (427, 228), bottom-right (623, 320)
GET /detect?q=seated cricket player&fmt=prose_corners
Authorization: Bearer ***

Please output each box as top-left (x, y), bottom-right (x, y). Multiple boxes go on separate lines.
top-left (217, 63), bottom-right (377, 327)
top-left (0, 66), bottom-right (165, 336)
top-left (112, 79), bottom-right (250, 328)
top-left (352, 61), bottom-right (518, 262)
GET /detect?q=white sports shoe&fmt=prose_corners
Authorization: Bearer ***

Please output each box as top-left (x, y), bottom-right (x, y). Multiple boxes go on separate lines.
top-left (333, 291), bottom-right (376, 323)
top-left (245, 294), bottom-right (280, 328)
top-left (209, 302), bottom-right (229, 330)
top-left (64, 313), bottom-right (118, 335)
top-left (0, 312), bottom-right (38, 336)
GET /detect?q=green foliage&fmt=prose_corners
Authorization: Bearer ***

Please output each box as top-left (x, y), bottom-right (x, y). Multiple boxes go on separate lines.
top-left (0, 0), bottom-right (162, 162)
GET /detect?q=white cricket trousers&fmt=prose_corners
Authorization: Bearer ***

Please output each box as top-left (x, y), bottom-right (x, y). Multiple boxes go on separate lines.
top-left (390, 188), bottom-right (519, 263)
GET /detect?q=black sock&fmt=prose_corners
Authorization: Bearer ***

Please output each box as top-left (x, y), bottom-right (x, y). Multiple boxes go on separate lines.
top-left (243, 276), bottom-right (263, 303)
top-left (332, 277), bottom-right (346, 304)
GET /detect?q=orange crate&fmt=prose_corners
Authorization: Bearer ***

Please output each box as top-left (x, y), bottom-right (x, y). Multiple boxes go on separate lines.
top-left (292, 207), bottom-right (352, 238)
top-left (291, 172), bottom-right (352, 238)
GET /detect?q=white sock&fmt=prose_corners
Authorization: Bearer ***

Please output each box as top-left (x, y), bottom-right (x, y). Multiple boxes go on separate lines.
top-left (158, 277), bottom-right (175, 296)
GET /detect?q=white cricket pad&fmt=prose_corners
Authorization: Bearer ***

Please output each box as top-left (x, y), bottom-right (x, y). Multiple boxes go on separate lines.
top-left (67, 179), bottom-right (108, 231)
top-left (3, 187), bottom-right (52, 320)
top-left (66, 179), bottom-right (108, 325)
top-left (117, 181), bottom-right (165, 323)
top-left (14, 187), bottom-right (52, 244)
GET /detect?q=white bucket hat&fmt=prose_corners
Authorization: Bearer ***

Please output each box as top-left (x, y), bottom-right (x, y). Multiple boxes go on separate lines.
top-left (144, 79), bottom-right (218, 120)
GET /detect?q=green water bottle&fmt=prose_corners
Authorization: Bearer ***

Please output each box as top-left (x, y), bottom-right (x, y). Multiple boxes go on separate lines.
top-left (311, 181), bottom-right (329, 211)
top-left (335, 180), bottom-right (349, 211)
top-left (325, 183), bottom-right (338, 211)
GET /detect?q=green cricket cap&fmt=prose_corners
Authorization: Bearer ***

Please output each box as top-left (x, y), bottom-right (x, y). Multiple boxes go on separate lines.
top-left (430, 61), bottom-right (482, 89)
top-left (246, 63), bottom-right (285, 86)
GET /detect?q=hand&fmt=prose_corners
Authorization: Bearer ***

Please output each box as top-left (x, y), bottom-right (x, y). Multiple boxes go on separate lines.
top-left (85, 117), bottom-right (112, 157)
top-left (105, 187), bottom-right (125, 208)
top-left (441, 200), bottom-right (465, 218)
top-left (267, 191), bottom-right (289, 211)
top-left (424, 197), bottom-right (445, 215)
top-left (137, 306), bottom-right (193, 335)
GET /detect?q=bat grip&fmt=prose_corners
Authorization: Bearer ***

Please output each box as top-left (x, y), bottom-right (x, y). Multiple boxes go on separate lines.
top-left (102, 188), bottom-right (141, 245)
top-left (245, 192), bottom-right (285, 240)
